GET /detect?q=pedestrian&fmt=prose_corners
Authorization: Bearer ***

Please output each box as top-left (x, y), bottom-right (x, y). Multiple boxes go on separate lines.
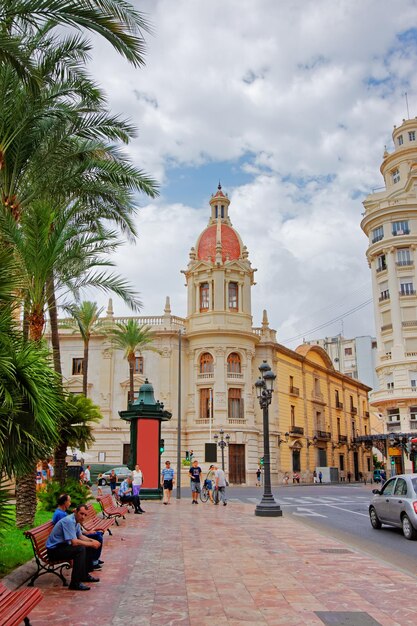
top-left (189, 459), bottom-right (202, 504)
top-left (84, 465), bottom-right (91, 487)
top-left (204, 465), bottom-right (215, 502)
top-left (119, 476), bottom-right (145, 514)
top-left (36, 462), bottom-right (43, 492)
top-left (109, 469), bottom-right (117, 494)
top-left (283, 472), bottom-right (289, 485)
top-left (347, 471), bottom-right (352, 483)
top-left (97, 474), bottom-right (103, 496)
top-left (213, 465), bottom-right (227, 505)
top-left (46, 504), bottom-right (101, 591)
top-left (293, 472), bottom-right (300, 484)
top-left (318, 471), bottom-right (323, 484)
top-left (189, 450), bottom-right (194, 462)
top-left (256, 467), bottom-right (262, 486)
top-left (47, 459), bottom-right (54, 481)
top-left (132, 464), bottom-right (143, 497)
top-left (313, 470), bottom-right (318, 484)
top-left (380, 469), bottom-right (386, 486)
top-left (161, 461), bottom-right (175, 504)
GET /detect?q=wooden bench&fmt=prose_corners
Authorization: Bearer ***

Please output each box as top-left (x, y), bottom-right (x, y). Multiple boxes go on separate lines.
top-left (0, 582), bottom-right (43, 626)
top-left (24, 521), bottom-right (71, 587)
top-left (114, 488), bottom-right (134, 512)
top-left (97, 494), bottom-right (128, 524)
top-left (82, 504), bottom-right (115, 536)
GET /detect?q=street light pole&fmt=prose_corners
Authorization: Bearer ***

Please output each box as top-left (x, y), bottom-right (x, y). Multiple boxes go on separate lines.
top-left (255, 360), bottom-right (282, 517)
top-left (176, 328), bottom-right (183, 499)
top-left (214, 429), bottom-right (230, 471)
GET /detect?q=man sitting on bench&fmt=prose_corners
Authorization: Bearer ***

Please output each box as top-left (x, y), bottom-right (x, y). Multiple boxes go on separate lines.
top-left (52, 493), bottom-right (104, 570)
top-left (46, 504), bottom-right (101, 591)
top-left (118, 476), bottom-right (145, 514)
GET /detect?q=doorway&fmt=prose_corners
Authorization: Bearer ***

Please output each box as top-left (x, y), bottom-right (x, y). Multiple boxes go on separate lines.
top-left (229, 444), bottom-right (246, 484)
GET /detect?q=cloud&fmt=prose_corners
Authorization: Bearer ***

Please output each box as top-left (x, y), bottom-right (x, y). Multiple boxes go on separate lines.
top-left (79, 0), bottom-right (417, 347)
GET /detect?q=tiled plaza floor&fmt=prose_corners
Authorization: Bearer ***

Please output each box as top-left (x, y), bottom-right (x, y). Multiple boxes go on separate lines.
top-left (7, 498), bottom-right (417, 625)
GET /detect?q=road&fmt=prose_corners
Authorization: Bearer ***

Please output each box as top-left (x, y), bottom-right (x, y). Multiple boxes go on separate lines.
top-left (200, 483), bottom-right (417, 577)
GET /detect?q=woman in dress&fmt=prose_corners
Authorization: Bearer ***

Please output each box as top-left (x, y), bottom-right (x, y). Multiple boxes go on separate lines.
top-left (132, 464), bottom-right (143, 497)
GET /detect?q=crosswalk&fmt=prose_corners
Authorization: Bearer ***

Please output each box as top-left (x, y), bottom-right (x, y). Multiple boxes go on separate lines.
top-left (226, 495), bottom-right (370, 508)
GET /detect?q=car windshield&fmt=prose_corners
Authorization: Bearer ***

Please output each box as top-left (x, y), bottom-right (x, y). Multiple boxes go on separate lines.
top-left (411, 477), bottom-right (417, 495)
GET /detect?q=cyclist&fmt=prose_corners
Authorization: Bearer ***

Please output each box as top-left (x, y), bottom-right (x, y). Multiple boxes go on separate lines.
top-left (204, 465), bottom-right (215, 503)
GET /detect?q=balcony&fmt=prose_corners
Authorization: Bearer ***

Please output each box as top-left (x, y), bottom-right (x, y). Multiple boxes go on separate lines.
top-left (376, 266), bottom-right (387, 273)
top-left (338, 435), bottom-right (348, 444)
top-left (228, 418), bottom-right (247, 425)
top-left (227, 372), bottom-right (244, 380)
top-left (315, 430), bottom-right (331, 441)
top-left (311, 390), bottom-right (326, 404)
top-left (399, 290), bottom-right (416, 297)
top-left (350, 406), bottom-right (358, 415)
top-left (197, 372), bottom-right (214, 380)
top-left (402, 320), bottom-right (417, 327)
top-left (289, 385), bottom-right (300, 397)
top-left (365, 411), bottom-right (370, 418)
top-left (396, 260), bottom-right (414, 267)
top-left (387, 422), bottom-right (401, 432)
top-left (381, 323), bottom-right (392, 332)
top-left (379, 290), bottom-right (390, 302)
top-left (335, 401), bottom-right (343, 410)
top-left (289, 425), bottom-right (304, 436)
top-left (393, 230), bottom-right (410, 236)
top-left (410, 419), bottom-right (417, 429)
top-left (372, 235), bottom-right (384, 243)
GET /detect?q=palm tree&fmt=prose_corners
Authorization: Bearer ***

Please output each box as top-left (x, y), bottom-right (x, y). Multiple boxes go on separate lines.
top-left (0, 0), bottom-right (152, 86)
top-left (54, 393), bottom-right (103, 486)
top-left (60, 301), bottom-right (105, 396)
top-left (110, 321), bottom-right (158, 403)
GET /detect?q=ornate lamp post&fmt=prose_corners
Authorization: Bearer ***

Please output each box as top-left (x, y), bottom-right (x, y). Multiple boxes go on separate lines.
top-left (254, 360), bottom-right (282, 517)
top-left (213, 429), bottom-right (230, 471)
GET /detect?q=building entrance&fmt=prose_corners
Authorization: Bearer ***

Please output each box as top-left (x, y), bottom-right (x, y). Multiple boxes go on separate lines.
top-left (228, 444), bottom-right (245, 484)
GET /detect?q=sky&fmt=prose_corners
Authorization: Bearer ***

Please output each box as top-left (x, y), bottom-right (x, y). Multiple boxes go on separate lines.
top-left (83, 0), bottom-right (417, 349)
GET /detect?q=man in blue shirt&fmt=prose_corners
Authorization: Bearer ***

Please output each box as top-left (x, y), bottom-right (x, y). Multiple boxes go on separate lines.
top-left (52, 494), bottom-right (103, 569)
top-left (161, 461), bottom-right (175, 505)
top-left (119, 476), bottom-right (143, 513)
top-left (46, 504), bottom-right (101, 591)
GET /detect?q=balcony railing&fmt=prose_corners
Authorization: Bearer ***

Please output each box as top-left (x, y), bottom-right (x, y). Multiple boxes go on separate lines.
top-left (289, 386), bottom-right (300, 396)
top-left (197, 372), bottom-right (214, 380)
top-left (311, 391), bottom-right (325, 404)
top-left (396, 260), bottom-right (414, 267)
top-left (393, 230), bottom-right (410, 236)
top-left (402, 320), bottom-right (417, 327)
top-left (350, 406), bottom-right (358, 415)
top-left (381, 323), bottom-right (393, 332)
top-left (335, 401), bottom-right (343, 409)
top-left (376, 266), bottom-right (387, 273)
top-left (372, 235), bottom-right (384, 243)
top-left (400, 289), bottom-right (416, 297)
top-left (289, 425), bottom-right (304, 436)
top-left (365, 411), bottom-right (370, 418)
top-left (315, 430), bottom-right (331, 440)
top-left (387, 422), bottom-right (401, 431)
top-left (338, 435), bottom-right (348, 443)
top-left (410, 419), bottom-right (417, 429)
top-left (227, 372), bottom-right (244, 380)
top-left (379, 290), bottom-right (390, 302)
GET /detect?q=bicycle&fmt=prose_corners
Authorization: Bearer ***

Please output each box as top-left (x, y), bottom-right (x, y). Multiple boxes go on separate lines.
top-left (200, 483), bottom-right (214, 503)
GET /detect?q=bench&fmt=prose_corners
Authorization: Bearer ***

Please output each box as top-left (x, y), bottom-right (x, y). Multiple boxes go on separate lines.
top-left (0, 582), bottom-right (43, 626)
top-left (24, 521), bottom-right (71, 587)
top-left (82, 504), bottom-right (115, 536)
top-left (97, 494), bottom-right (128, 524)
top-left (114, 488), bottom-right (134, 512)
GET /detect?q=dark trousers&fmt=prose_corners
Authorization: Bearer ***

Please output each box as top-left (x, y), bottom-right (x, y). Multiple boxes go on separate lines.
top-left (84, 531), bottom-right (103, 563)
top-left (47, 544), bottom-right (95, 585)
top-left (120, 494), bottom-right (141, 512)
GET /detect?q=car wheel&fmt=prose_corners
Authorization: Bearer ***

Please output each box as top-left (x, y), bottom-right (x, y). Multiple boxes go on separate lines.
top-left (99, 478), bottom-right (106, 486)
top-left (369, 506), bottom-right (382, 529)
top-left (402, 515), bottom-right (417, 540)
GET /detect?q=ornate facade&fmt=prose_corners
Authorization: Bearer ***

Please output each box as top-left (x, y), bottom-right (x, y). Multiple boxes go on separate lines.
top-left (51, 185), bottom-right (371, 483)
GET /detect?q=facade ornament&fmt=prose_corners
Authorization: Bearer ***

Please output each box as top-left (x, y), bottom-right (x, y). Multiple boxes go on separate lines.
top-left (164, 296), bottom-right (171, 314)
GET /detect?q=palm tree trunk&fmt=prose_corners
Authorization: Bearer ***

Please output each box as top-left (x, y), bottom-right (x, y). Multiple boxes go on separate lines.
top-left (128, 355), bottom-right (135, 404)
top-left (46, 275), bottom-right (62, 377)
top-left (15, 471), bottom-right (37, 528)
top-left (54, 441), bottom-right (67, 487)
top-left (83, 339), bottom-right (89, 396)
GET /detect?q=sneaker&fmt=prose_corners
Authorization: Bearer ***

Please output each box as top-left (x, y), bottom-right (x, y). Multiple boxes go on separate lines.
top-left (92, 564), bottom-right (102, 570)
top-left (134, 510), bottom-right (142, 514)
top-left (139, 508), bottom-right (145, 513)
top-left (163, 502), bottom-right (168, 505)
top-left (69, 583), bottom-right (90, 591)
top-left (98, 560), bottom-right (104, 565)
top-left (223, 502), bottom-right (227, 506)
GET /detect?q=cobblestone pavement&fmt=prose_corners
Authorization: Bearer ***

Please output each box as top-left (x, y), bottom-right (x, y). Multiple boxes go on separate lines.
top-left (8, 499), bottom-right (417, 625)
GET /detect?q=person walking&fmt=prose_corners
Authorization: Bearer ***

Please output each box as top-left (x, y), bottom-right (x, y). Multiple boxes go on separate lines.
top-left (213, 465), bottom-right (227, 505)
top-left (189, 459), bottom-right (202, 504)
top-left (84, 465), bottom-right (91, 487)
top-left (318, 471), bottom-right (323, 484)
top-left (204, 465), bottom-right (215, 502)
top-left (161, 461), bottom-right (175, 504)
top-left (109, 469), bottom-right (117, 494)
top-left (132, 464), bottom-right (143, 497)
top-left (313, 470), bottom-right (318, 484)
top-left (256, 467), bottom-right (262, 486)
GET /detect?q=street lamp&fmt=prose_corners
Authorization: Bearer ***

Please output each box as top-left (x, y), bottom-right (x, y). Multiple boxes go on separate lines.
top-left (254, 360), bottom-right (282, 517)
top-left (213, 428), bottom-right (230, 471)
top-left (176, 327), bottom-right (185, 499)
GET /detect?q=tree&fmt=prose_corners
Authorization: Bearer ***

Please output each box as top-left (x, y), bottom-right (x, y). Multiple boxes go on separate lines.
top-left (110, 321), bottom-right (158, 403)
top-left (54, 393), bottom-right (103, 486)
top-left (60, 301), bottom-right (105, 396)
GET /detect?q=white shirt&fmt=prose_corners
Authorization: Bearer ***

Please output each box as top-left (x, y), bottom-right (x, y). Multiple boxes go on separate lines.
top-left (84, 468), bottom-right (90, 482)
top-left (132, 470), bottom-right (143, 486)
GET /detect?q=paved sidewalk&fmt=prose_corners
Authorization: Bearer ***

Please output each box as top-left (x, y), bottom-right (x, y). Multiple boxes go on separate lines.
top-left (6, 498), bottom-right (417, 625)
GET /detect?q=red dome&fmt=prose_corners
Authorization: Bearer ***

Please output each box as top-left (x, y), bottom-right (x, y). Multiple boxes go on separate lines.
top-left (197, 224), bottom-right (241, 262)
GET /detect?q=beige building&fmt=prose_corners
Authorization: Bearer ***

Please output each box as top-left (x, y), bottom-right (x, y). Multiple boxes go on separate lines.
top-left (361, 118), bottom-right (417, 473)
top-left (52, 185), bottom-right (371, 483)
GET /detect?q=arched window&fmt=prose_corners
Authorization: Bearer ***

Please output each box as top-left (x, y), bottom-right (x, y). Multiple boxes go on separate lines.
top-left (200, 352), bottom-right (214, 373)
top-left (227, 352), bottom-right (241, 373)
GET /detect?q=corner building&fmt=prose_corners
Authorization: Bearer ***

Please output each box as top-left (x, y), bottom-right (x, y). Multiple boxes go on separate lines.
top-left (361, 119), bottom-right (417, 473)
top-left (54, 185), bottom-right (371, 483)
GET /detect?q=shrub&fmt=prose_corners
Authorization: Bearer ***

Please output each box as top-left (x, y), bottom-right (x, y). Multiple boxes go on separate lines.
top-left (37, 478), bottom-right (93, 511)
top-left (182, 459), bottom-right (191, 467)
